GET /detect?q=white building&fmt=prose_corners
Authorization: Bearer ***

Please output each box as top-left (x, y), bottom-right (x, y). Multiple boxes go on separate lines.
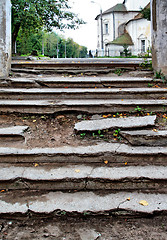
top-left (95, 0), bottom-right (151, 56)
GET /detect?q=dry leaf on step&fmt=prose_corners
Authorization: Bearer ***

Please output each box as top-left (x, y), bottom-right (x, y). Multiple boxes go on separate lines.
top-left (139, 200), bottom-right (148, 206)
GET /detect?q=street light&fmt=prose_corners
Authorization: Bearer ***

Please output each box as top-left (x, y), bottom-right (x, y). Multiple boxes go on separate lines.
top-left (91, 1), bottom-right (104, 55)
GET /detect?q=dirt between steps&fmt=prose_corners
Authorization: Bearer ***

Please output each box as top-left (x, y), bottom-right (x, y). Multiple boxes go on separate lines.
top-left (0, 111), bottom-right (166, 149)
top-left (0, 215), bottom-right (166, 240)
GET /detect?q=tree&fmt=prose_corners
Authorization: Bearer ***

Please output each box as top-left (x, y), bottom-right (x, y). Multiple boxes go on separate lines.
top-left (16, 30), bottom-right (88, 58)
top-left (11, 0), bottom-right (85, 53)
top-left (140, 7), bottom-right (151, 21)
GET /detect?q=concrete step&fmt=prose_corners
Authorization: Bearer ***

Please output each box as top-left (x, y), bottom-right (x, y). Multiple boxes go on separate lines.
top-left (0, 88), bottom-right (166, 100)
top-left (0, 164), bottom-right (166, 192)
top-left (74, 115), bottom-right (156, 132)
top-left (6, 77), bottom-right (157, 88)
top-left (11, 68), bottom-right (113, 75)
top-left (0, 143), bottom-right (167, 165)
top-left (120, 130), bottom-right (167, 146)
top-left (0, 191), bottom-right (166, 216)
top-left (0, 126), bottom-right (28, 142)
top-left (0, 99), bottom-right (167, 114)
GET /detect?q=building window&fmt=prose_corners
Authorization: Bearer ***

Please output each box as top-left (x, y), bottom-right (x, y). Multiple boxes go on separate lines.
top-left (141, 40), bottom-right (145, 53)
top-left (105, 24), bottom-right (109, 34)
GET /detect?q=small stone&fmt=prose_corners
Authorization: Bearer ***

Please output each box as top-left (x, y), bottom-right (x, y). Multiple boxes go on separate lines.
top-left (77, 114), bottom-right (83, 120)
top-left (91, 114), bottom-right (103, 120)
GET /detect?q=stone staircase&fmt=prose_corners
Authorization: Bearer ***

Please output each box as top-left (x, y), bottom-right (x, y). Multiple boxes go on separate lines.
top-left (0, 75), bottom-right (167, 218)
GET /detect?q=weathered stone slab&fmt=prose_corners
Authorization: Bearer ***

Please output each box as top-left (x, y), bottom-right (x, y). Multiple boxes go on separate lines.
top-left (0, 143), bottom-right (167, 166)
top-left (0, 191), bottom-right (167, 215)
top-left (0, 164), bottom-right (166, 181)
top-left (7, 78), bottom-right (40, 88)
top-left (0, 99), bottom-right (167, 114)
top-left (121, 130), bottom-right (167, 146)
top-left (0, 164), bottom-right (166, 191)
top-left (8, 77), bottom-right (157, 88)
top-left (0, 126), bottom-right (28, 141)
top-left (75, 115), bottom-right (156, 132)
top-left (0, 88), bottom-right (167, 100)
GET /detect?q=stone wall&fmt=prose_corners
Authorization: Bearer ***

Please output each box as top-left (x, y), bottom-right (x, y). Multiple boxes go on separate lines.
top-left (0, 0), bottom-right (11, 79)
top-left (151, 0), bottom-right (167, 76)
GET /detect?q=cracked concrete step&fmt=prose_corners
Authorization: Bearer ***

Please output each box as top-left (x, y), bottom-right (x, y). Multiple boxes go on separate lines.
top-left (11, 68), bottom-right (113, 75)
top-left (74, 115), bottom-right (156, 132)
top-left (6, 77), bottom-right (157, 88)
top-left (120, 130), bottom-right (167, 146)
top-left (0, 88), bottom-right (167, 100)
top-left (0, 164), bottom-right (166, 192)
top-left (0, 143), bottom-right (167, 165)
top-left (0, 191), bottom-right (167, 216)
top-left (0, 126), bottom-right (28, 142)
top-left (0, 99), bottom-right (167, 114)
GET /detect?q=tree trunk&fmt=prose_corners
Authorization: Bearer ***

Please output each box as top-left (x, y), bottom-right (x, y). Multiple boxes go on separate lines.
top-left (12, 25), bottom-right (20, 54)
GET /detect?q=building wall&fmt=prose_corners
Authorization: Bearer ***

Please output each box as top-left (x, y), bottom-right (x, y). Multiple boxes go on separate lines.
top-left (97, 11), bottom-right (139, 51)
top-left (151, 0), bottom-right (167, 76)
top-left (126, 18), bottom-right (151, 55)
top-left (0, 0), bottom-right (11, 79)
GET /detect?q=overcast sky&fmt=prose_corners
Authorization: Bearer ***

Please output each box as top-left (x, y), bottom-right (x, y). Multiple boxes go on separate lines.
top-left (57, 0), bottom-right (123, 50)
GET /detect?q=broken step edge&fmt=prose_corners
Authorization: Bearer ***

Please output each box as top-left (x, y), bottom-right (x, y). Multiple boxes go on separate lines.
top-left (120, 129), bottom-right (167, 146)
top-left (0, 191), bottom-right (166, 216)
top-left (0, 100), bottom-right (167, 114)
top-left (74, 115), bottom-right (156, 132)
top-left (0, 143), bottom-right (167, 164)
top-left (0, 165), bottom-right (167, 192)
top-left (0, 126), bottom-right (29, 142)
top-left (0, 164), bottom-right (166, 181)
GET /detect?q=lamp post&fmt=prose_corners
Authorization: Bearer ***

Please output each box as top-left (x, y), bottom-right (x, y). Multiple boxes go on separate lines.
top-left (91, 1), bottom-right (104, 56)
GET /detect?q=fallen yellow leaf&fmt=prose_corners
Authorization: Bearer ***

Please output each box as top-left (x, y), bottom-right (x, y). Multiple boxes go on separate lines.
top-left (153, 129), bottom-right (158, 132)
top-left (104, 160), bottom-right (108, 164)
top-left (139, 200), bottom-right (148, 206)
top-left (34, 163), bottom-right (39, 167)
top-left (75, 169), bottom-right (80, 173)
top-left (0, 190), bottom-right (5, 193)
top-left (113, 115), bottom-right (116, 117)
top-left (102, 115), bottom-right (108, 118)
top-left (33, 120), bottom-right (36, 123)
top-left (127, 197), bottom-right (130, 201)
top-left (125, 162), bottom-right (128, 165)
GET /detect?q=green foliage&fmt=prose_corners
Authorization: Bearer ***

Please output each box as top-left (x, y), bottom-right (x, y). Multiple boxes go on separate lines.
top-left (114, 68), bottom-right (123, 76)
top-left (113, 129), bottom-right (120, 137)
top-left (113, 129), bottom-right (122, 141)
top-left (80, 133), bottom-right (86, 139)
top-left (16, 30), bottom-right (88, 58)
top-left (92, 130), bottom-right (104, 138)
top-left (140, 7), bottom-right (151, 21)
top-left (11, 0), bottom-right (85, 52)
top-left (123, 44), bottom-right (131, 57)
top-left (134, 106), bottom-right (145, 114)
top-left (140, 58), bottom-right (153, 70)
top-left (153, 70), bottom-right (166, 83)
top-left (148, 83), bottom-right (153, 88)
